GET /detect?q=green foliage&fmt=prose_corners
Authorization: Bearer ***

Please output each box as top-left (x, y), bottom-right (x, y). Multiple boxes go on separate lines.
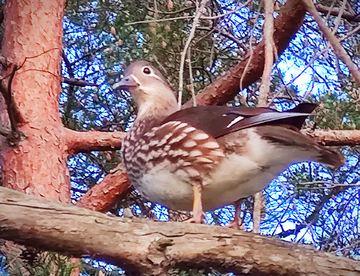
top-left (315, 85), bottom-right (360, 130)
top-left (6, 252), bottom-right (78, 276)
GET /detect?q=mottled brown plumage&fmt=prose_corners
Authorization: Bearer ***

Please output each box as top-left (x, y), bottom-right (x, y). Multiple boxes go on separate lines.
top-left (113, 60), bottom-right (344, 224)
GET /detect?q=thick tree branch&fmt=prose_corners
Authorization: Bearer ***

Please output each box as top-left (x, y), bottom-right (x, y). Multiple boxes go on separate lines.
top-left (64, 128), bottom-right (124, 155)
top-left (0, 187), bottom-right (359, 276)
top-left (183, 0), bottom-right (307, 107)
top-left (76, 164), bottom-right (131, 211)
top-left (64, 127), bottom-right (360, 156)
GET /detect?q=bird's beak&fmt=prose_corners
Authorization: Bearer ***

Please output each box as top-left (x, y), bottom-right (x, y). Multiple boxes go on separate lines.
top-left (113, 74), bottom-right (140, 90)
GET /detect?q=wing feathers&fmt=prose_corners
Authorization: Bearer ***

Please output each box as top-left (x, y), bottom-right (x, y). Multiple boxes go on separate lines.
top-left (161, 103), bottom-right (317, 139)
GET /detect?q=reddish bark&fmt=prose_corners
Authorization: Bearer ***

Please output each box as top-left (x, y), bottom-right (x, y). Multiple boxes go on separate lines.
top-left (183, 0), bottom-right (307, 107)
top-left (76, 164), bottom-right (131, 211)
top-left (0, 1), bottom-right (82, 275)
top-left (64, 128), bottom-right (125, 155)
top-left (0, 0), bottom-right (70, 202)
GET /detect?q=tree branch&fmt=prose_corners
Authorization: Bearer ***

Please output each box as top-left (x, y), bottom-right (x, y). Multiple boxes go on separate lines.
top-left (303, 0), bottom-right (360, 86)
top-left (76, 163), bottom-right (131, 211)
top-left (316, 3), bottom-right (360, 23)
top-left (183, 0), bottom-right (307, 107)
top-left (0, 187), bottom-right (359, 276)
top-left (303, 129), bottom-right (360, 146)
top-left (63, 77), bottom-right (98, 87)
top-left (253, 0), bottom-right (275, 234)
top-left (178, 0), bottom-right (209, 107)
top-left (64, 128), bottom-right (125, 155)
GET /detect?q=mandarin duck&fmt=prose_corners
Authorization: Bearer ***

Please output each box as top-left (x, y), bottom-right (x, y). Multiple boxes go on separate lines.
top-left (113, 60), bottom-right (343, 224)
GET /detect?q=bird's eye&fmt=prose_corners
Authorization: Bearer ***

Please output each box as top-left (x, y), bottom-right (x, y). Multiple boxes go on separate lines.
top-left (143, 67), bottom-right (151, 75)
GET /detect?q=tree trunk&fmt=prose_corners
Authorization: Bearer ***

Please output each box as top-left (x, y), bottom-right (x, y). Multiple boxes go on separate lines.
top-left (0, 0), bottom-right (69, 202)
top-left (1, 187), bottom-right (359, 276)
top-left (0, 1), bottom-right (80, 275)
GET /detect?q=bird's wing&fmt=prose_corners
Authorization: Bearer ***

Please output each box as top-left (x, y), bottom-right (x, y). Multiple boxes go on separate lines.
top-left (161, 103), bottom-right (317, 138)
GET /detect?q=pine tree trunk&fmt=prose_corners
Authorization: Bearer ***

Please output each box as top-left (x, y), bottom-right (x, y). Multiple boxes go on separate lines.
top-left (0, 0), bottom-right (69, 203)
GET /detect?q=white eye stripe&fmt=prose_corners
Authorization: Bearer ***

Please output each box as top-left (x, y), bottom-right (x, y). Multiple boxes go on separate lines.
top-left (227, 116), bottom-right (244, 128)
top-left (140, 66), bottom-right (166, 83)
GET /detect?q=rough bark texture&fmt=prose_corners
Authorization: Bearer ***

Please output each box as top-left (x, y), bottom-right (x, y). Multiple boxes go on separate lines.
top-left (0, 0), bottom-right (69, 202)
top-left (183, 0), bottom-right (307, 107)
top-left (302, 129), bottom-right (360, 146)
top-left (64, 128), bottom-right (125, 155)
top-left (0, 187), bottom-right (359, 276)
top-left (76, 164), bottom-right (131, 211)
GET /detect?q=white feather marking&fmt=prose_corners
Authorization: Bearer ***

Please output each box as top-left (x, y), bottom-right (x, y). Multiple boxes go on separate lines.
top-left (168, 133), bottom-right (187, 144)
top-left (144, 128), bottom-right (158, 137)
top-left (183, 127), bottom-right (196, 133)
top-left (183, 140), bottom-right (197, 148)
top-left (170, 121), bottom-right (181, 127)
top-left (226, 115), bottom-right (244, 128)
top-left (148, 140), bottom-right (159, 147)
top-left (189, 149), bottom-right (203, 157)
top-left (197, 157), bottom-right (214, 164)
top-left (157, 132), bottom-right (173, 147)
top-left (141, 144), bottom-right (149, 151)
top-left (194, 133), bottom-right (209, 140)
top-left (185, 167), bottom-right (200, 177)
top-left (149, 150), bottom-right (162, 159)
top-left (203, 141), bottom-right (220, 149)
top-left (213, 150), bottom-right (225, 157)
top-left (136, 152), bottom-right (148, 161)
top-left (174, 122), bottom-right (188, 129)
top-left (170, 149), bottom-right (189, 157)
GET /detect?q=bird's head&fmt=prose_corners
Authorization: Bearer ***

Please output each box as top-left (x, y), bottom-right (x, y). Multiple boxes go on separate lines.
top-left (113, 61), bottom-right (178, 119)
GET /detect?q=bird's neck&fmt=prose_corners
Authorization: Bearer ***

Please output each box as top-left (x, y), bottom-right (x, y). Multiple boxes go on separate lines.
top-left (132, 93), bottom-right (179, 135)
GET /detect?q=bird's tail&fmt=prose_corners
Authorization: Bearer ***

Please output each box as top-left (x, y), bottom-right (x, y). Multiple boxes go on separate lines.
top-left (315, 145), bottom-right (345, 169)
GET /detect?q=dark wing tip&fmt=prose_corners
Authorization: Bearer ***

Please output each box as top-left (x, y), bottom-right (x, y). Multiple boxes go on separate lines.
top-left (317, 146), bottom-right (345, 169)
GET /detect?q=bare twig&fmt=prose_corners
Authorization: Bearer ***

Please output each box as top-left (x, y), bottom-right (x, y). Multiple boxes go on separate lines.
top-left (187, 48), bottom-right (197, 107)
top-left (146, 5), bottom-right (194, 16)
top-left (331, 0), bottom-right (346, 34)
top-left (63, 77), bottom-right (98, 87)
top-left (239, 11), bottom-right (260, 93)
top-left (270, 24), bottom-right (360, 103)
top-left (126, 15), bottom-right (194, 26)
top-left (316, 3), bottom-right (360, 23)
top-left (0, 65), bottom-right (20, 133)
top-left (201, 0), bottom-right (250, 20)
top-left (303, 0), bottom-right (360, 86)
top-left (178, 0), bottom-right (209, 108)
top-left (253, 0), bottom-right (275, 235)
top-left (258, 0), bottom-right (274, 107)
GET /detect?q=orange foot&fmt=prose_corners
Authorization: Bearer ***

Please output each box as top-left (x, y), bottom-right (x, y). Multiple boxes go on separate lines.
top-left (184, 212), bottom-right (206, 224)
top-left (226, 218), bottom-right (241, 229)
top-left (226, 199), bottom-right (243, 229)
